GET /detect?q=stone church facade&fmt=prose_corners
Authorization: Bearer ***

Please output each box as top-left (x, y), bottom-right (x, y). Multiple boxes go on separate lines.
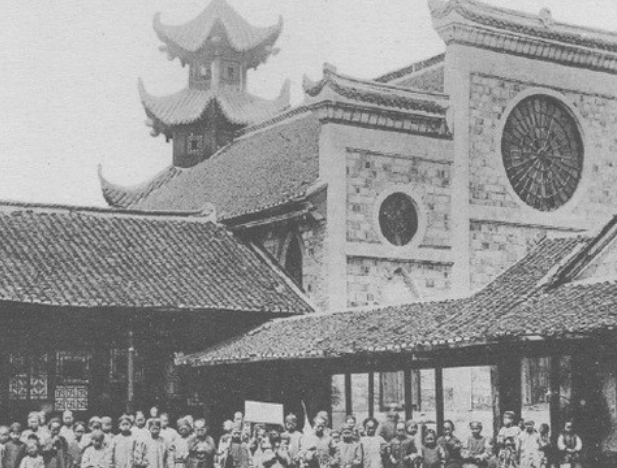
top-left (100, 0), bottom-right (617, 318)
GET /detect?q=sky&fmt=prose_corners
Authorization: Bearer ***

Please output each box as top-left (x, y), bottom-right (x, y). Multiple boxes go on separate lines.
top-left (0, 0), bottom-right (616, 206)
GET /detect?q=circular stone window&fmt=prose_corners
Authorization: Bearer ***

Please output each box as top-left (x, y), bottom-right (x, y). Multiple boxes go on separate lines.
top-left (378, 192), bottom-right (419, 246)
top-left (501, 95), bottom-right (583, 212)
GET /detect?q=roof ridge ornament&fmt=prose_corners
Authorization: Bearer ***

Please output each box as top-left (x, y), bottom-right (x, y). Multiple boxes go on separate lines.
top-left (539, 7), bottom-right (554, 28)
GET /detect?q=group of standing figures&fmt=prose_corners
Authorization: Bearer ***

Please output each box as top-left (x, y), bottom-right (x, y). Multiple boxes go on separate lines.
top-left (0, 407), bottom-right (584, 468)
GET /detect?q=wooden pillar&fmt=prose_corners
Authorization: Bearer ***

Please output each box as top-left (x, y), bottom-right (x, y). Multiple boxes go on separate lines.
top-left (344, 373), bottom-right (352, 416)
top-left (127, 329), bottom-right (135, 414)
top-left (549, 355), bottom-right (561, 447)
top-left (368, 373), bottom-right (375, 419)
top-left (491, 365), bottom-right (501, 437)
top-left (497, 354), bottom-right (522, 420)
top-left (435, 366), bottom-right (444, 435)
top-left (404, 369), bottom-right (413, 421)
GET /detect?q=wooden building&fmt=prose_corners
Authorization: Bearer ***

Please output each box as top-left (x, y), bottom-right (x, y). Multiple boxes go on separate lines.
top-left (177, 216), bottom-right (617, 466)
top-left (0, 202), bottom-right (312, 423)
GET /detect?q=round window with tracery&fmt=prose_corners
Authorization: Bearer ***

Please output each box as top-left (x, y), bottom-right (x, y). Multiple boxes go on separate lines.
top-left (501, 95), bottom-right (583, 212)
top-left (378, 192), bottom-right (419, 247)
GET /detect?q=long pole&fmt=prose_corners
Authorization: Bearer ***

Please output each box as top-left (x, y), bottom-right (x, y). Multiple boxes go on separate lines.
top-left (127, 328), bottom-right (135, 414)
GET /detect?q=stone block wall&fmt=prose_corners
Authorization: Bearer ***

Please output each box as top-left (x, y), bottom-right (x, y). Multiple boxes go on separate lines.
top-left (469, 221), bottom-right (546, 291)
top-left (347, 257), bottom-right (451, 307)
top-left (346, 149), bottom-right (451, 248)
top-left (468, 73), bottom-right (617, 215)
top-left (301, 221), bottom-right (328, 311)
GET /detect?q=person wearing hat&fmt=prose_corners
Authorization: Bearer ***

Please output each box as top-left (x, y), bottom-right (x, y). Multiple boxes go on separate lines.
top-left (220, 424), bottom-right (251, 468)
top-left (386, 421), bottom-right (419, 468)
top-left (281, 414), bottom-right (302, 468)
top-left (460, 422), bottom-right (491, 468)
top-left (518, 420), bottom-right (542, 468)
top-left (332, 426), bottom-right (362, 468)
top-left (186, 420), bottom-right (215, 468)
top-left (174, 418), bottom-right (193, 468)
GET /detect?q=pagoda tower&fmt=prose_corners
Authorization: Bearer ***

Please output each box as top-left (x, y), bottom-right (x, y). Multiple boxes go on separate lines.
top-left (140, 0), bottom-right (290, 168)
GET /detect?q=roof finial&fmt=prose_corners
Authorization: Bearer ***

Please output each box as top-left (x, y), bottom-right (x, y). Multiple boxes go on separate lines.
top-left (539, 7), bottom-right (554, 27)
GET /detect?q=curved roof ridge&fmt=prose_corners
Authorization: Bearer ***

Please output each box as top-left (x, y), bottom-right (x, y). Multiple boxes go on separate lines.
top-left (430, 0), bottom-right (617, 52)
top-left (374, 53), bottom-right (445, 83)
top-left (153, 0), bottom-right (283, 56)
top-left (302, 63), bottom-right (449, 116)
top-left (138, 78), bottom-right (291, 131)
top-left (99, 164), bottom-right (183, 209)
top-left (306, 64), bottom-right (449, 99)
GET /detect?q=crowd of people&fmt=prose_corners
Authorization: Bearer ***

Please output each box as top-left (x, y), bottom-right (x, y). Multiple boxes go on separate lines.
top-left (0, 407), bottom-right (583, 468)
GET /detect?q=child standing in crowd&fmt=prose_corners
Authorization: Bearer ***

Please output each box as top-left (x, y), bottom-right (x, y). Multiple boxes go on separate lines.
top-left (387, 421), bottom-right (419, 468)
top-left (360, 418), bottom-right (386, 468)
top-left (301, 416), bottom-right (333, 468)
top-left (131, 414), bottom-right (149, 444)
top-left (22, 414), bottom-right (49, 446)
top-left (174, 418), bottom-right (193, 468)
top-left (108, 415), bottom-right (146, 468)
top-left (460, 422), bottom-right (491, 468)
top-left (68, 421), bottom-right (86, 466)
top-left (419, 429), bottom-right (445, 468)
top-left (159, 414), bottom-right (178, 450)
top-left (187, 419), bottom-right (216, 468)
top-left (496, 413), bottom-right (520, 454)
top-left (101, 418), bottom-right (114, 448)
top-left (343, 416), bottom-right (360, 442)
top-left (19, 440), bottom-right (44, 468)
top-left (81, 431), bottom-right (107, 468)
top-left (144, 419), bottom-right (173, 468)
top-left (332, 427), bottom-right (362, 468)
top-left (405, 422), bottom-right (419, 448)
top-left (437, 420), bottom-right (462, 468)
top-left (269, 432), bottom-right (292, 468)
top-left (281, 415), bottom-right (302, 468)
top-left (557, 421), bottom-right (582, 468)
top-left (538, 424), bottom-right (551, 468)
top-left (496, 437), bottom-right (517, 468)
top-left (518, 420), bottom-right (542, 468)
top-left (1, 426), bottom-right (11, 465)
top-left (378, 406), bottom-right (400, 443)
top-left (221, 424), bottom-right (250, 468)
top-left (4, 424), bottom-right (25, 468)
top-left (59, 413), bottom-right (75, 447)
top-left (42, 419), bottom-right (68, 468)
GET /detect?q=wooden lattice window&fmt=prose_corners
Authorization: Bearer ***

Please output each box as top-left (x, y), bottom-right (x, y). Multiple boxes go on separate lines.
top-left (501, 95), bottom-right (583, 212)
top-left (9, 353), bottom-right (48, 401)
top-left (378, 192), bottom-right (419, 246)
top-left (187, 134), bottom-right (204, 154)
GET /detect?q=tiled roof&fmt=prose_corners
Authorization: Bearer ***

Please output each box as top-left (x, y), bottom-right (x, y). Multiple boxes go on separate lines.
top-left (374, 54), bottom-right (445, 84)
top-left (99, 165), bottom-right (183, 209)
top-left (139, 79), bottom-right (290, 132)
top-left (100, 111), bottom-right (321, 219)
top-left (177, 236), bottom-right (590, 367)
top-left (429, 0), bottom-right (617, 53)
top-left (154, 0), bottom-right (282, 60)
top-left (395, 67), bottom-right (445, 93)
top-left (303, 65), bottom-right (449, 116)
top-left (0, 203), bottom-right (313, 313)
